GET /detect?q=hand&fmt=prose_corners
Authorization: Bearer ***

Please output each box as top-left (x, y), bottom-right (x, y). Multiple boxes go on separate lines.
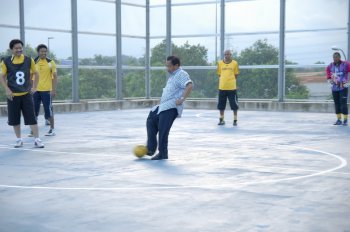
top-left (176, 97), bottom-right (185, 105)
top-left (6, 88), bottom-right (13, 101)
top-left (30, 87), bottom-right (37, 94)
top-left (343, 82), bottom-right (349, 88)
top-left (51, 90), bottom-right (57, 97)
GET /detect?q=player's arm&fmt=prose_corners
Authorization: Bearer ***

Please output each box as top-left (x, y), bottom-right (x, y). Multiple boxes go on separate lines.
top-left (51, 61), bottom-right (58, 97)
top-left (0, 63), bottom-right (13, 100)
top-left (30, 58), bottom-right (38, 93)
top-left (52, 71), bottom-right (58, 97)
top-left (176, 82), bottom-right (193, 105)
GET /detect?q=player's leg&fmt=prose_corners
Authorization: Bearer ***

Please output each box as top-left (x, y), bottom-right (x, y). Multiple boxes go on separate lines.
top-left (217, 90), bottom-right (227, 125)
top-left (22, 93), bottom-right (44, 148)
top-left (339, 88), bottom-right (348, 125)
top-left (332, 91), bottom-right (342, 125)
top-left (8, 97), bottom-right (23, 147)
top-left (146, 107), bottom-right (159, 156)
top-left (227, 90), bottom-right (239, 126)
top-left (152, 108), bottom-right (178, 160)
top-left (41, 91), bottom-right (55, 135)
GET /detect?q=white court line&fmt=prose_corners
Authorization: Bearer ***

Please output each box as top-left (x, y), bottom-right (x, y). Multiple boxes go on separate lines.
top-left (0, 145), bottom-right (347, 190)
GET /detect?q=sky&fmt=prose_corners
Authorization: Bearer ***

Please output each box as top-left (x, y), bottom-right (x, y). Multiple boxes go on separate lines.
top-left (0, 0), bottom-right (348, 65)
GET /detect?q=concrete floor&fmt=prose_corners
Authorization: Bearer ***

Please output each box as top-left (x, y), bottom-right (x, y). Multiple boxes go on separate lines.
top-left (0, 109), bottom-right (349, 232)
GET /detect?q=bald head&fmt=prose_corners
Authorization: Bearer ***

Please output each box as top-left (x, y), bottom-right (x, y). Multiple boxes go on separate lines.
top-left (224, 50), bottom-right (232, 63)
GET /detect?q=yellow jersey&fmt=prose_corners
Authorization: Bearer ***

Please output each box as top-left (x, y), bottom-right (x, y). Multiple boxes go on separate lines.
top-left (34, 57), bottom-right (57, 91)
top-left (217, 59), bottom-right (239, 90)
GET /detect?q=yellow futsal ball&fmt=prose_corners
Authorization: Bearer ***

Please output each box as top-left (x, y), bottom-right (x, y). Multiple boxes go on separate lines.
top-left (133, 145), bottom-right (148, 158)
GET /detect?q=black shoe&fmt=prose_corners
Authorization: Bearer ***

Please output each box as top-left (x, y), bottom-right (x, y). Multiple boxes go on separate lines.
top-left (218, 118), bottom-right (225, 125)
top-left (233, 120), bottom-right (237, 126)
top-left (146, 150), bottom-right (155, 156)
top-left (151, 153), bottom-right (168, 160)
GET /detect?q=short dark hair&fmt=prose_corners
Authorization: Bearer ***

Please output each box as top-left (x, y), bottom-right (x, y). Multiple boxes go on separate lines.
top-left (36, 44), bottom-right (48, 52)
top-left (167, 55), bottom-right (181, 66)
top-left (9, 39), bottom-right (23, 49)
top-left (333, 52), bottom-right (341, 58)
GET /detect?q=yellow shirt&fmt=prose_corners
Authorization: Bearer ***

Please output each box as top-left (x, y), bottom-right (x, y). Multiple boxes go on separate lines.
top-left (35, 58), bottom-right (57, 91)
top-left (217, 59), bottom-right (239, 90)
top-left (1, 54), bottom-right (37, 96)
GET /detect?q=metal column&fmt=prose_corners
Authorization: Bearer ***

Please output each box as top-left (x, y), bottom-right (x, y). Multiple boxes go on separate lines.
top-left (116, 0), bottom-right (123, 100)
top-left (220, 0), bottom-right (225, 60)
top-left (19, 0), bottom-right (25, 44)
top-left (71, 0), bottom-right (79, 102)
top-left (166, 0), bottom-right (172, 57)
top-left (278, 0), bottom-right (286, 102)
top-left (145, 0), bottom-right (151, 99)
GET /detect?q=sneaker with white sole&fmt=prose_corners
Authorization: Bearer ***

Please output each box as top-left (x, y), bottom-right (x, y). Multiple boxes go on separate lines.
top-left (45, 128), bottom-right (56, 136)
top-left (14, 139), bottom-right (23, 148)
top-left (28, 131), bottom-right (34, 137)
top-left (34, 139), bottom-right (44, 148)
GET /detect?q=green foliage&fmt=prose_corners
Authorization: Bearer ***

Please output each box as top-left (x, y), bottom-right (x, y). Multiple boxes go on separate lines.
top-left (0, 39), bottom-right (309, 101)
top-left (236, 39), bottom-right (309, 99)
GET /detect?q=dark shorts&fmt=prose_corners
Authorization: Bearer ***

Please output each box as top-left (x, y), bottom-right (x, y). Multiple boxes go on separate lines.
top-left (7, 93), bottom-right (37, 126)
top-left (217, 90), bottom-right (239, 111)
top-left (33, 91), bottom-right (53, 119)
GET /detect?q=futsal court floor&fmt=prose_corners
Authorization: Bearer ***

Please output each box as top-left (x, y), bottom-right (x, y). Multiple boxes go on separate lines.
top-left (0, 109), bottom-right (349, 232)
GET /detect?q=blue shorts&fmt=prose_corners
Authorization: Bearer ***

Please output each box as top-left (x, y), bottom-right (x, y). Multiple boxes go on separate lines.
top-left (33, 91), bottom-right (53, 119)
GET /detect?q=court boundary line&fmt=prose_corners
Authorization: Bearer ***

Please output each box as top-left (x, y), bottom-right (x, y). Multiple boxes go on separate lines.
top-left (0, 145), bottom-right (347, 191)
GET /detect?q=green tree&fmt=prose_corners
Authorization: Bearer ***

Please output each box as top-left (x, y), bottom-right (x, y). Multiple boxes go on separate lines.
top-left (236, 39), bottom-right (308, 99)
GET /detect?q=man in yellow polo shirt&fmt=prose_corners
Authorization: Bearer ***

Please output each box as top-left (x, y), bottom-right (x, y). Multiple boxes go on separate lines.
top-left (0, 39), bottom-right (44, 148)
top-left (29, 44), bottom-right (57, 136)
top-left (217, 49), bottom-right (240, 126)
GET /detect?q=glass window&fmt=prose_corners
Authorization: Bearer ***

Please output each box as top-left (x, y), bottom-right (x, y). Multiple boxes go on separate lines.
top-left (78, 0), bottom-right (115, 34)
top-left (24, 0), bottom-right (71, 30)
top-left (0, 0), bottom-right (19, 25)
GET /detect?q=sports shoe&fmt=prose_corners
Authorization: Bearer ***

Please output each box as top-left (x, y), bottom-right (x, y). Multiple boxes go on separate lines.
top-left (28, 131), bottom-right (34, 137)
top-left (14, 139), bottom-right (23, 148)
top-left (218, 118), bottom-right (225, 125)
top-left (343, 119), bottom-right (348, 126)
top-left (333, 119), bottom-right (342, 125)
top-left (45, 128), bottom-right (56, 136)
top-left (45, 119), bottom-right (51, 126)
top-left (233, 120), bottom-right (237, 126)
top-left (34, 138), bottom-right (44, 148)
top-left (151, 153), bottom-right (168, 160)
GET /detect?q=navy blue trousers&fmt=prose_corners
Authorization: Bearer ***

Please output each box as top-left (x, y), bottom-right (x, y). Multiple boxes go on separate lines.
top-left (146, 107), bottom-right (178, 159)
top-left (332, 88), bottom-right (348, 115)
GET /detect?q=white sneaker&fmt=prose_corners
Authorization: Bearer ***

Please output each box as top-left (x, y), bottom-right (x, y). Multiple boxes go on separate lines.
top-left (45, 129), bottom-right (56, 136)
top-left (14, 139), bottom-right (23, 148)
top-left (34, 138), bottom-right (44, 148)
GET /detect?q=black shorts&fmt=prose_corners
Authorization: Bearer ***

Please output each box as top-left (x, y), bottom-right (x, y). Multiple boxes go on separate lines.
top-left (7, 93), bottom-right (37, 126)
top-left (217, 90), bottom-right (239, 111)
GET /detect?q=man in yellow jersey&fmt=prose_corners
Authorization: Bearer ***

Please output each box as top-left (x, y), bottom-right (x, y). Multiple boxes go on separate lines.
top-left (29, 44), bottom-right (57, 136)
top-left (216, 49), bottom-right (240, 126)
top-left (0, 39), bottom-right (44, 148)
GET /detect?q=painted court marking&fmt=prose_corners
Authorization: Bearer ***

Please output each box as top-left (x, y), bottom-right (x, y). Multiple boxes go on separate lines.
top-left (0, 144), bottom-right (347, 191)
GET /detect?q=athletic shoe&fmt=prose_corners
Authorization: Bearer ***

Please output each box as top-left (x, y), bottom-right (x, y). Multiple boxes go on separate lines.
top-left (151, 153), bottom-right (168, 160)
top-left (28, 131), bottom-right (34, 137)
top-left (233, 120), bottom-right (237, 126)
top-left (45, 119), bottom-right (51, 126)
top-left (45, 128), bottom-right (56, 136)
top-left (333, 119), bottom-right (342, 125)
top-left (343, 120), bottom-right (348, 126)
top-left (14, 139), bottom-right (23, 148)
top-left (218, 118), bottom-right (225, 125)
top-left (34, 139), bottom-right (44, 148)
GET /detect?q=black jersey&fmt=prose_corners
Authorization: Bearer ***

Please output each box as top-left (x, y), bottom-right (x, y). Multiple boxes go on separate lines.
top-left (3, 56), bottom-right (32, 93)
